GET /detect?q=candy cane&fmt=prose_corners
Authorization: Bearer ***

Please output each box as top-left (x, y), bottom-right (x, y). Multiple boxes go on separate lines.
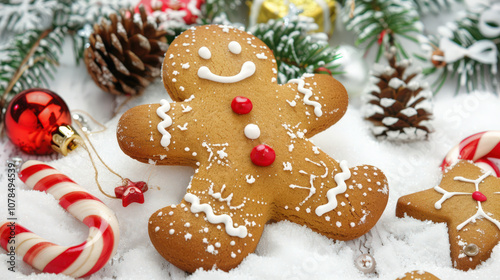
top-left (441, 131), bottom-right (500, 176)
top-left (0, 160), bottom-right (119, 278)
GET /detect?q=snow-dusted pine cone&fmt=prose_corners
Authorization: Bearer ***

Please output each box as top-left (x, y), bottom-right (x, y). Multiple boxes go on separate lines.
top-left (364, 47), bottom-right (433, 141)
top-left (84, 6), bottom-right (168, 96)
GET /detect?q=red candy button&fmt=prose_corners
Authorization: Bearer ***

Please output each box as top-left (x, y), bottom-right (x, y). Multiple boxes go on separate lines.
top-left (251, 144), bottom-right (275, 166)
top-left (231, 96), bottom-right (253, 114)
top-left (472, 191), bottom-right (487, 202)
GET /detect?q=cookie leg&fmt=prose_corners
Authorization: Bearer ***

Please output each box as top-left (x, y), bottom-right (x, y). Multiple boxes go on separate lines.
top-left (148, 196), bottom-right (267, 272)
top-left (274, 163), bottom-right (388, 241)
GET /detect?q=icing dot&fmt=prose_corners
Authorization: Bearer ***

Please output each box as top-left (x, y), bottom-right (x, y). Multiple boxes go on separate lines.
top-left (207, 245), bottom-right (214, 253)
top-left (231, 96), bottom-right (253, 114)
top-left (228, 41), bottom-right (242, 54)
top-left (169, 229), bottom-right (175, 235)
top-left (250, 144), bottom-right (276, 167)
top-left (198, 46), bottom-right (211, 59)
top-left (244, 124), bottom-right (260, 140)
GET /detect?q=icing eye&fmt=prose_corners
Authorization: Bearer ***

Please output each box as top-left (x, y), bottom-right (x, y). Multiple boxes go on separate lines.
top-left (228, 41), bottom-right (241, 54)
top-left (198, 47), bottom-right (211, 59)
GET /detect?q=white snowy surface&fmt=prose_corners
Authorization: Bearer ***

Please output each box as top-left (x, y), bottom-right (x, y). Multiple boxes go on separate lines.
top-left (1, 3), bottom-right (500, 280)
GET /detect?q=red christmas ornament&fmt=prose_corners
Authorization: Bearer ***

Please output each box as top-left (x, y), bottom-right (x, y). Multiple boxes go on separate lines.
top-left (135, 0), bottom-right (204, 25)
top-left (114, 179), bottom-right (148, 207)
top-left (472, 191), bottom-right (487, 202)
top-left (4, 88), bottom-right (79, 155)
top-left (250, 144), bottom-right (276, 166)
top-left (231, 96), bottom-right (253, 114)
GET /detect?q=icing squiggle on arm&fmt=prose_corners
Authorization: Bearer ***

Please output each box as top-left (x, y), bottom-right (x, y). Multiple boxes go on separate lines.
top-left (315, 160), bottom-right (351, 216)
top-left (288, 78), bottom-right (323, 117)
top-left (184, 193), bottom-right (248, 238)
top-left (433, 186), bottom-right (470, 209)
top-left (157, 99), bottom-right (173, 147)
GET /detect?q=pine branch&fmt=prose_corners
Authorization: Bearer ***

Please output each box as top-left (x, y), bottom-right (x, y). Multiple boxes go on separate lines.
top-left (341, 0), bottom-right (423, 62)
top-left (410, 0), bottom-right (455, 14)
top-left (0, 0), bottom-right (128, 121)
top-left (58, 0), bottom-right (126, 63)
top-left (249, 17), bottom-right (341, 84)
top-left (0, 27), bottom-right (64, 114)
top-left (420, 7), bottom-right (500, 94)
top-left (0, 0), bottom-right (58, 37)
top-left (202, 0), bottom-right (243, 23)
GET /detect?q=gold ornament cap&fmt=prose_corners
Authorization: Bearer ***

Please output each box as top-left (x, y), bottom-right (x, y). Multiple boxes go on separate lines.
top-left (51, 125), bottom-right (81, 156)
top-left (248, 0), bottom-right (337, 35)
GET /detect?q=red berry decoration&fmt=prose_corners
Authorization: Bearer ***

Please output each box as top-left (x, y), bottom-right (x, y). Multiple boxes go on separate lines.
top-left (251, 144), bottom-right (276, 166)
top-left (114, 179), bottom-right (148, 207)
top-left (472, 191), bottom-right (487, 202)
top-left (134, 0), bottom-right (203, 25)
top-left (4, 88), bottom-right (73, 155)
top-left (231, 96), bottom-right (253, 114)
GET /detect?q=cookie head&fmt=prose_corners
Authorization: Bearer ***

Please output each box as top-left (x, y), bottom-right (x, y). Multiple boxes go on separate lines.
top-left (162, 25), bottom-right (277, 101)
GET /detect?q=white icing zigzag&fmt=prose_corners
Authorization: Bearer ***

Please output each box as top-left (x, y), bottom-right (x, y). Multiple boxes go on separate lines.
top-left (184, 193), bottom-right (248, 238)
top-left (157, 99), bottom-right (172, 147)
top-left (315, 160), bottom-right (351, 216)
top-left (288, 78), bottom-right (323, 117)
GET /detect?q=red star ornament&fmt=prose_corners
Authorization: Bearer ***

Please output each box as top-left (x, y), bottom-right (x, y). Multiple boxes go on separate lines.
top-left (396, 161), bottom-right (500, 271)
top-left (115, 179), bottom-right (148, 207)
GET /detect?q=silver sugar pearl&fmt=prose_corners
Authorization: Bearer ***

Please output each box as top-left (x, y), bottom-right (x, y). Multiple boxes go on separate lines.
top-left (354, 254), bottom-right (376, 273)
top-left (464, 243), bottom-right (479, 257)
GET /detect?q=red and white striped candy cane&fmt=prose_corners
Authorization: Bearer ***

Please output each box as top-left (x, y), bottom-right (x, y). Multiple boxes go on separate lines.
top-left (0, 160), bottom-right (120, 278)
top-left (441, 131), bottom-right (500, 176)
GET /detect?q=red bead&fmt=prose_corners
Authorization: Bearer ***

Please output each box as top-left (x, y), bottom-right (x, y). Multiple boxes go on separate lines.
top-left (251, 144), bottom-right (276, 166)
top-left (231, 96), bottom-right (253, 114)
top-left (4, 88), bottom-right (72, 155)
top-left (472, 191), bottom-right (487, 202)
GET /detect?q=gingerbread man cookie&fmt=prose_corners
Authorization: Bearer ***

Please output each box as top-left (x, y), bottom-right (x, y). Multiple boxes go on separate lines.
top-left (117, 25), bottom-right (389, 272)
top-left (397, 161), bottom-right (500, 271)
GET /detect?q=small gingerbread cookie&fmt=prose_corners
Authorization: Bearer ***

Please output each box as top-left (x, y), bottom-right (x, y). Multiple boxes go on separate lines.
top-left (397, 161), bottom-right (500, 271)
top-left (117, 25), bottom-right (389, 272)
top-left (396, 271), bottom-right (440, 280)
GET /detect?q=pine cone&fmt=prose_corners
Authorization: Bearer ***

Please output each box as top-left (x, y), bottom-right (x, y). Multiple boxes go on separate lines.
top-left (84, 6), bottom-right (169, 96)
top-left (364, 47), bottom-right (433, 141)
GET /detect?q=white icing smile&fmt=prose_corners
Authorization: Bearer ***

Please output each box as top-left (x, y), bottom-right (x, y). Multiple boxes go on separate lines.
top-left (197, 42), bottom-right (256, 83)
top-left (198, 61), bottom-right (256, 83)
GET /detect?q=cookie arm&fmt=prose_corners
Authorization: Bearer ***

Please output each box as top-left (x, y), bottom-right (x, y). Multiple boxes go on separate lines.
top-left (116, 102), bottom-right (201, 166)
top-left (282, 74), bottom-right (348, 137)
